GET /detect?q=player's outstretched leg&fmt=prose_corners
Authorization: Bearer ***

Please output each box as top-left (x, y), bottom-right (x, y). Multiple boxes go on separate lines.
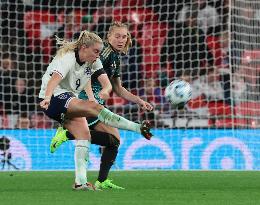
top-left (97, 108), bottom-right (153, 138)
top-left (50, 119), bottom-right (152, 153)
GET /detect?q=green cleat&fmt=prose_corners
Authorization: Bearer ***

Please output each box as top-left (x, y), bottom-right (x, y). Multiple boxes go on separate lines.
top-left (50, 127), bottom-right (68, 153)
top-left (94, 179), bottom-right (125, 190)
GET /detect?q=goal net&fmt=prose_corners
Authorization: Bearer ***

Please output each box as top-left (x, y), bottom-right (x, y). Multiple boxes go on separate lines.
top-left (0, 0), bottom-right (259, 171)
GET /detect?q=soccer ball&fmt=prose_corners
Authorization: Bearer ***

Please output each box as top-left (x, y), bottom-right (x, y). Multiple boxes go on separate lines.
top-left (164, 79), bottom-right (192, 108)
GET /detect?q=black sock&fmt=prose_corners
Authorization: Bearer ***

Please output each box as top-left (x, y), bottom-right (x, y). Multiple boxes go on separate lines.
top-left (90, 131), bottom-right (120, 183)
top-left (98, 146), bottom-right (118, 182)
top-left (65, 130), bottom-right (110, 143)
top-left (65, 131), bottom-right (75, 140)
top-left (90, 130), bottom-right (117, 146)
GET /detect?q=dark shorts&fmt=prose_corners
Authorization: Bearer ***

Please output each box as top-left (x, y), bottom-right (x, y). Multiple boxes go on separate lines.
top-left (39, 92), bottom-right (75, 124)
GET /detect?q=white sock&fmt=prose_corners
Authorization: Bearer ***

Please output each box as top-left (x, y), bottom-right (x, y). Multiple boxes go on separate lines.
top-left (98, 108), bottom-right (141, 133)
top-left (74, 140), bottom-right (90, 185)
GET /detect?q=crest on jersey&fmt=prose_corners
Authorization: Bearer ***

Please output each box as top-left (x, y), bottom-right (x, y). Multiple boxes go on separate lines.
top-left (85, 67), bottom-right (92, 75)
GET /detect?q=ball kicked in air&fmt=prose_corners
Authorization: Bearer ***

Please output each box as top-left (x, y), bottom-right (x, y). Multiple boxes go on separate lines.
top-left (164, 79), bottom-right (192, 109)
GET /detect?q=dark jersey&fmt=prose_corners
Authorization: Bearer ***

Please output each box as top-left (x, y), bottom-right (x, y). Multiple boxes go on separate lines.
top-left (79, 42), bottom-right (121, 105)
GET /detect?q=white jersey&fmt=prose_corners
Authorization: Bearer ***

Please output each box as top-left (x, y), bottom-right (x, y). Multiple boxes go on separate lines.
top-left (39, 51), bottom-right (103, 98)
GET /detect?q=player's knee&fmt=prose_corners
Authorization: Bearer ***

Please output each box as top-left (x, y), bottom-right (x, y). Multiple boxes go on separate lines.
top-left (108, 134), bottom-right (120, 148)
top-left (82, 101), bottom-right (104, 117)
top-left (87, 101), bottom-right (104, 111)
top-left (96, 103), bottom-right (104, 111)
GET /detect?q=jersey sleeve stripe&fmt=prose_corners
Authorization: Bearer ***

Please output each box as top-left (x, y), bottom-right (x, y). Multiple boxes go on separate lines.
top-left (101, 47), bottom-right (110, 56)
top-left (53, 70), bottom-right (64, 78)
top-left (102, 47), bottom-right (112, 59)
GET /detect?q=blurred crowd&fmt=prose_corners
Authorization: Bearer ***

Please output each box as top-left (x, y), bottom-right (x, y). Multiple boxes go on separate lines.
top-left (1, 0), bottom-right (260, 129)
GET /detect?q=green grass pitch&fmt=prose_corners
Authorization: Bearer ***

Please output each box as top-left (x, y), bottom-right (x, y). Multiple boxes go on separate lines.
top-left (1, 171), bottom-right (260, 205)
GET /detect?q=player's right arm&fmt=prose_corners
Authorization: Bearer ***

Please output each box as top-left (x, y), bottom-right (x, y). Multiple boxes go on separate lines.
top-left (40, 73), bottom-right (62, 110)
top-left (91, 58), bottom-right (112, 101)
top-left (97, 74), bottom-right (112, 100)
top-left (84, 79), bottom-right (97, 102)
top-left (40, 53), bottom-right (72, 109)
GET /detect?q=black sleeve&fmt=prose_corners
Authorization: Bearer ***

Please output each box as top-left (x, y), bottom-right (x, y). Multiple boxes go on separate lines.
top-left (91, 68), bottom-right (106, 81)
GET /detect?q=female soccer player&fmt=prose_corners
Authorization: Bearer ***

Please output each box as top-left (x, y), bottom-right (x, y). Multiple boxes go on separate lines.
top-left (39, 30), bottom-right (152, 191)
top-left (50, 22), bottom-right (153, 190)
top-left (50, 22), bottom-right (154, 190)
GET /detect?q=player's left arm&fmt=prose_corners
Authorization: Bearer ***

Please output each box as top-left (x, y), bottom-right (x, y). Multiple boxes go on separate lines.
top-left (111, 77), bottom-right (153, 111)
top-left (40, 73), bottom-right (62, 110)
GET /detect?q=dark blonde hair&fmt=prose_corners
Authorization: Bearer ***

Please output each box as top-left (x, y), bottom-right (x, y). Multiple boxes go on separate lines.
top-left (107, 21), bottom-right (132, 54)
top-left (56, 30), bottom-right (103, 57)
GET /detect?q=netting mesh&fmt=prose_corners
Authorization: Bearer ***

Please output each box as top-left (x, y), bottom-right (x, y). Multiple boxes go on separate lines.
top-left (0, 0), bottom-right (260, 170)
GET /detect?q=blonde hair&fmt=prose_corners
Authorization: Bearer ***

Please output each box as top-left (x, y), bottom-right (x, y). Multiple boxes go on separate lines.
top-left (107, 21), bottom-right (132, 54)
top-left (55, 30), bottom-right (103, 57)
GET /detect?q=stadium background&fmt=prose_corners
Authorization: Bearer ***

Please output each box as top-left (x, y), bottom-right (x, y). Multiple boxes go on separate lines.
top-left (1, 0), bottom-right (260, 171)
